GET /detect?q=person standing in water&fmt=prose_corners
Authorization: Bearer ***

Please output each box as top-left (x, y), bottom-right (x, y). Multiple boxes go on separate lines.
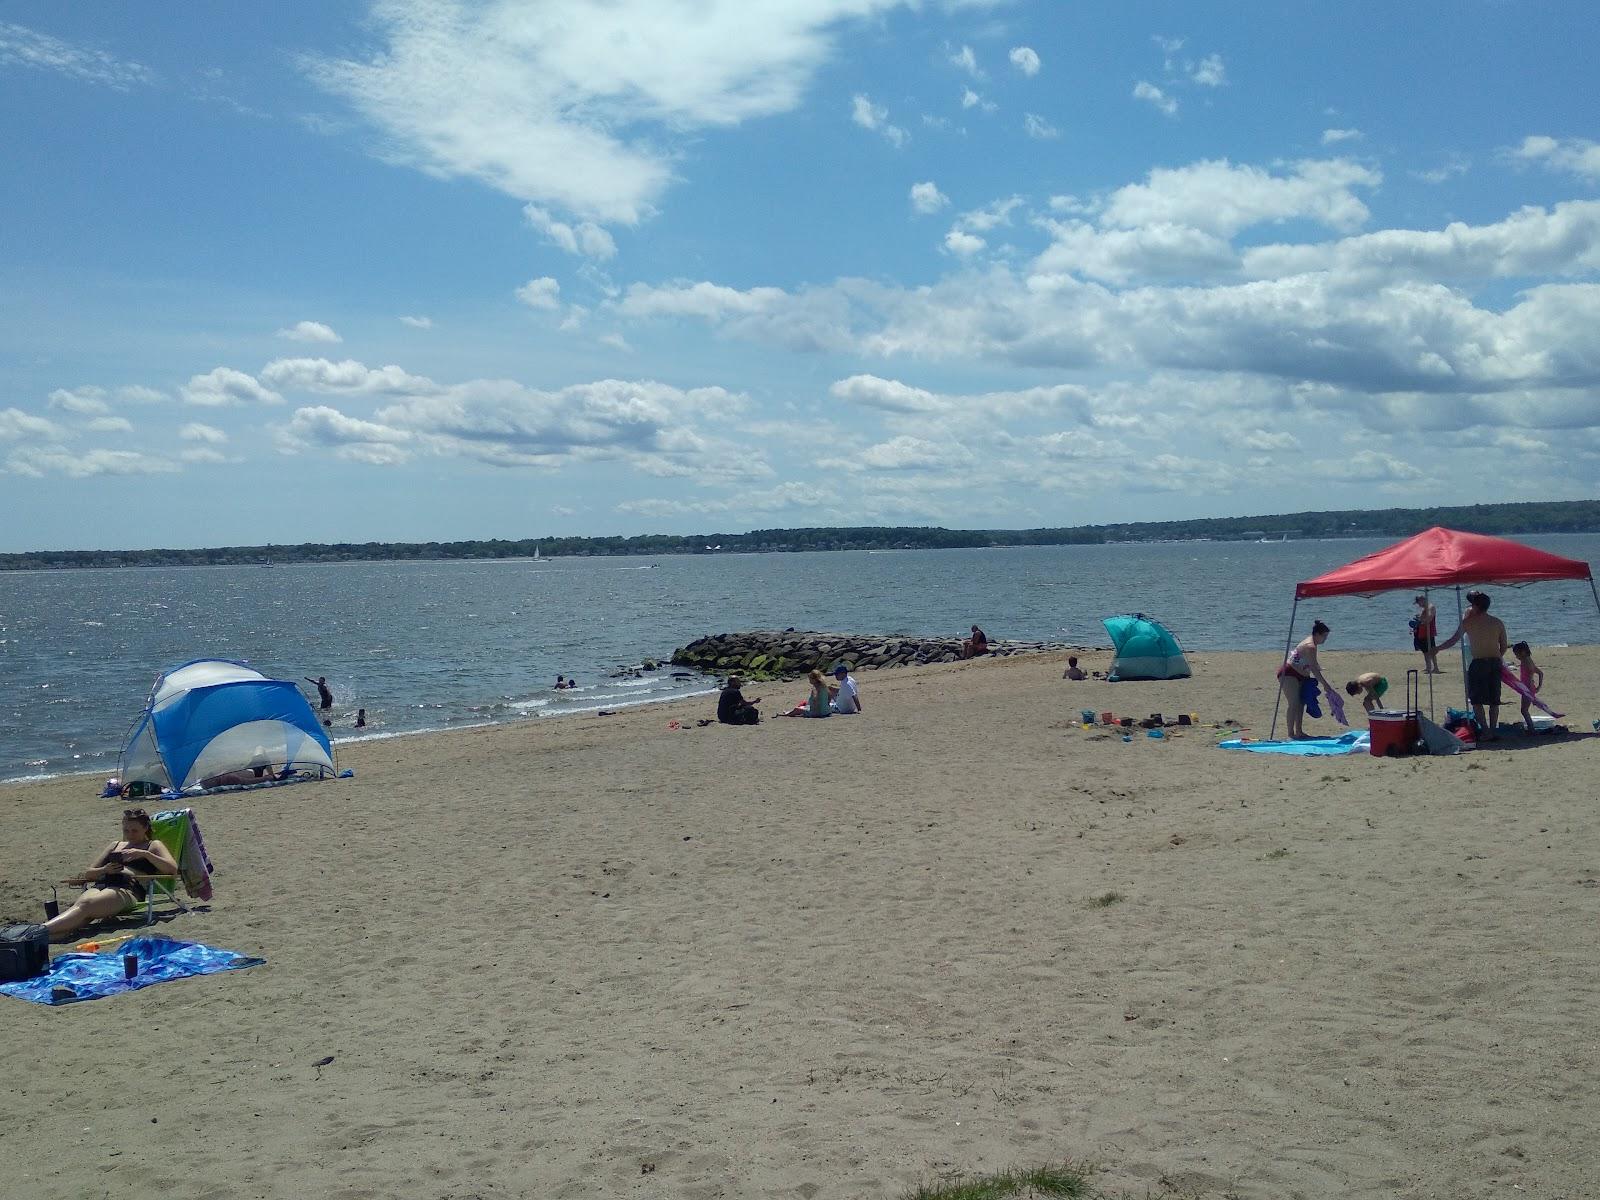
top-left (305, 676), bottom-right (333, 711)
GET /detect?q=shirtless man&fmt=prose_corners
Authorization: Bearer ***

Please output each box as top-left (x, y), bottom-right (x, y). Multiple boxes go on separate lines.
top-left (1434, 590), bottom-right (1509, 739)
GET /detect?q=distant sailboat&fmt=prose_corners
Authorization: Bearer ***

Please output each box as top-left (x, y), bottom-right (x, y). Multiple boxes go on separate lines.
top-left (533, 544), bottom-right (548, 562)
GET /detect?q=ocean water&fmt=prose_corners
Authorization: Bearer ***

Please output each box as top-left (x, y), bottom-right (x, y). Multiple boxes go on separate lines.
top-left (3, 535), bottom-right (1597, 783)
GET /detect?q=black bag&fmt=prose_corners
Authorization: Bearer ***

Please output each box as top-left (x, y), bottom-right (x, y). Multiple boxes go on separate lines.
top-left (0, 922), bottom-right (49, 982)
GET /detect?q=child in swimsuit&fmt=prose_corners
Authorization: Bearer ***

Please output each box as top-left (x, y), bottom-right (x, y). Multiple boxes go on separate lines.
top-left (1511, 641), bottom-right (1544, 733)
top-left (1343, 672), bottom-right (1388, 714)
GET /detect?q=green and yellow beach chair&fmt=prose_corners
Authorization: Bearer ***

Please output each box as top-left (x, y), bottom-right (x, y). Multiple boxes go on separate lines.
top-left (137, 808), bottom-right (215, 925)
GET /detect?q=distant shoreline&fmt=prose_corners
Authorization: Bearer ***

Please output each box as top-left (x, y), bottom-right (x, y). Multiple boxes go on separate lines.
top-left (4, 499), bottom-right (1598, 569)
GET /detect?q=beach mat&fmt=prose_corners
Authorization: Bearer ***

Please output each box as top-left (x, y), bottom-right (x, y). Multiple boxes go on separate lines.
top-left (1218, 731), bottom-right (1371, 756)
top-left (0, 934), bottom-right (263, 1006)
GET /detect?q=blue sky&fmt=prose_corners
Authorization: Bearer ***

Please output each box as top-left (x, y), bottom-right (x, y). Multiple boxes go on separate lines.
top-left (3, 1), bottom-right (1598, 552)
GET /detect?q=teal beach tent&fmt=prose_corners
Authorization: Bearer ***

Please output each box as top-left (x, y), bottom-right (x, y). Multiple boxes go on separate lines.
top-left (1103, 614), bottom-right (1191, 681)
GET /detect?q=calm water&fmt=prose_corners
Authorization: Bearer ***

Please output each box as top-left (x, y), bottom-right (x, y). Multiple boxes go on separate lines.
top-left (3, 535), bottom-right (1597, 783)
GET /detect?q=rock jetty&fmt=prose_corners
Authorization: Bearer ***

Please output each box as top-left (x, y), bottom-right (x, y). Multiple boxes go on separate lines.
top-left (670, 630), bottom-right (1076, 679)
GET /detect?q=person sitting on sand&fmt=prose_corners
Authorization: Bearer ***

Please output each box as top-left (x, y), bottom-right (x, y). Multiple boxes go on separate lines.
top-left (1062, 656), bottom-right (1087, 680)
top-left (961, 625), bottom-right (988, 659)
top-left (782, 670), bottom-right (833, 718)
top-left (828, 664), bottom-right (861, 714)
top-left (1344, 672), bottom-right (1389, 713)
top-left (717, 676), bottom-right (761, 725)
top-left (44, 807), bottom-right (179, 941)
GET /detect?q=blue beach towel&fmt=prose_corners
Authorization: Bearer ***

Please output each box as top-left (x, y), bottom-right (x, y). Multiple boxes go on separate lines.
top-left (0, 934), bottom-right (264, 1006)
top-left (1218, 731), bottom-right (1371, 756)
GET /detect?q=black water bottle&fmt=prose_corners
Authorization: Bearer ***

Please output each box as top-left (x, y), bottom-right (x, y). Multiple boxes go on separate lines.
top-left (123, 952), bottom-right (138, 979)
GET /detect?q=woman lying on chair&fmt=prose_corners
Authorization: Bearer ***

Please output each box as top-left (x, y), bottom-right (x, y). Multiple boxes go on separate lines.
top-left (44, 807), bottom-right (178, 941)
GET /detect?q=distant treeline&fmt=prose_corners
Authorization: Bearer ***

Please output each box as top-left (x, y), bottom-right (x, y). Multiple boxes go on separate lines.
top-left (5, 500), bottom-right (1599, 571)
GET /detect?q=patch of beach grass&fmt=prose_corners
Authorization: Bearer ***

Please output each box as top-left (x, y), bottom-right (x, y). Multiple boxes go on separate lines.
top-left (1087, 890), bottom-right (1125, 908)
top-left (903, 1161), bottom-right (1093, 1200)
top-left (1261, 847), bottom-right (1290, 861)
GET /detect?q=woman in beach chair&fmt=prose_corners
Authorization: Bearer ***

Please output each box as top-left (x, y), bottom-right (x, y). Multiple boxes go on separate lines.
top-left (44, 807), bottom-right (178, 941)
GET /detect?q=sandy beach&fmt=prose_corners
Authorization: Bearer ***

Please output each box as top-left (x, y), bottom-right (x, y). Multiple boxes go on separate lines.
top-left (3, 646), bottom-right (1598, 1199)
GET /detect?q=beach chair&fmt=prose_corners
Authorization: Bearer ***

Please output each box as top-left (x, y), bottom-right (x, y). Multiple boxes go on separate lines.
top-left (138, 808), bottom-right (215, 925)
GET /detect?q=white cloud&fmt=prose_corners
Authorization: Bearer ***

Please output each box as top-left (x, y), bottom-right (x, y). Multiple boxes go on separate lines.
top-left (617, 480), bottom-right (827, 518)
top-left (116, 385), bottom-right (169, 404)
top-left (960, 87), bottom-right (981, 110)
top-left (910, 181), bottom-right (949, 214)
top-left (5, 446), bottom-right (176, 478)
top-left (1312, 450), bottom-right (1426, 485)
top-left (1101, 158), bottom-right (1379, 237)
top-left (276, 320), bottom-right (342, 344)
top-left (955, 196), bottom-right (1023, 233)
top-left (851, 94), bottom-right (907, 148)
top-left (0, 21), bottom-right (155, 90)
top-left (516, 276), bottom-right (562, 309)
top-left (1321, 128), bottom-right (1363, 146)
top-left (1023, 113), bottom-right (1059, 140)
top-left (302, 0), bottom-right (910, 226)
top-left (180, 368), bottom-right (283, 407)
top-left (1413, 155), bottom-right (1470, 185)
top-left (617, 280), bottom-right (790, 321)
top-left (1034, 218), bottom-right (1238, 284)
top-left (856, 435), bottom-right (973, 471)
top-left (352, 376), bottom-right (763, 479)
top-left (83, 416), bottom-right (133, 434)
top-left (260, 358), bottom-right (437, 396)
top-left (399, 315), bottom-right (434, 329)
top-left (830, 374), bottom-right (945, 413)
top-left (282, 405), bottom-right (415, 464)
top-left (948, 44), bottom-right (980, 78)
top-left (179, 423), bottom-right (229, 444)
top-left (0, 407), bottom-right (66, 441)
top-left (1133, 81), bottom-right (1177, 117)
top-left (1009, 46), bottom-right (1040, 77)
top-left (944, 229), bottom-right (985, 256)
top-left (524, 205), bottom-right (617, 259)
top-left (47, 387), bottom-right (111, 416)
top-left (1240, 429), bottom-right (1301, 451)
top-left (1240, 200), bottom-right (1600, 283)
top-left (179, 446), bottom-right (231, 465)
top-left (1512, 135), bottom-right (1600, 181)
top-left (1191, 53), bottom-right (1226, 87)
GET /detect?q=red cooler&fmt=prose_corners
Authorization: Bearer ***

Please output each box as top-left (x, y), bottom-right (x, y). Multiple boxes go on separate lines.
top-left (1369, 669), bottom-right (1424, 757)
top-left (1369, 709), bottom-right (1420, 757)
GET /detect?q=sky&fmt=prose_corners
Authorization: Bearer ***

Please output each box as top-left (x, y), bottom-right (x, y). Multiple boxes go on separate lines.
top-left (2, 1), bottom-right (1599, 552)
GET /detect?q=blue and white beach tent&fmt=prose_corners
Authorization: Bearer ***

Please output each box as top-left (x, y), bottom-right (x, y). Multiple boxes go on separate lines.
top-left (1102, 614), bottom-right (1192, 682)
top-left (119, 659), bottom-right (334, 792)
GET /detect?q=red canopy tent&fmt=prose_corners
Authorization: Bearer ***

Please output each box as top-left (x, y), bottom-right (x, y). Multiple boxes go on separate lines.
top-left (1273, 527), bottom-right (1597, 735)
top-left (1296, 526), bottom-right (1592, 599)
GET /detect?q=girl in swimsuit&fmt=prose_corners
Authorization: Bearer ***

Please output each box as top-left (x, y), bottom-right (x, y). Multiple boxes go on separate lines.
top-left (44, 807), bottom-right (178, 941)
top-left (1277, 620), bottom-right (1333, 739)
